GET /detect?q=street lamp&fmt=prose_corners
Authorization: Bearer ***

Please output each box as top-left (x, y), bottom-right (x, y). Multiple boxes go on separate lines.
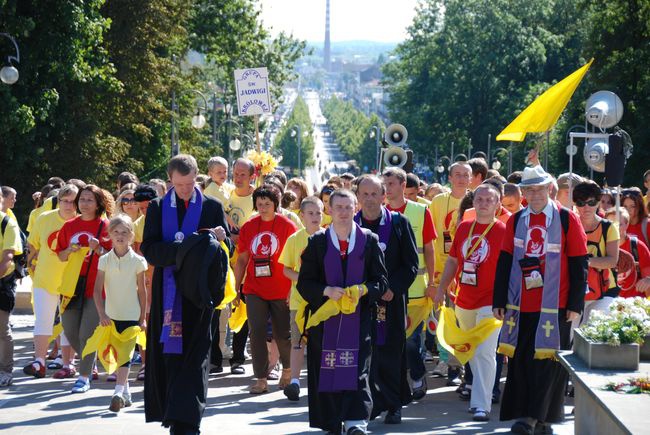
top-left (0, 33), bottom-right (20, 85)
top-left (490, 147), bottom-right (509, 171)
top-left (291, 124), bottom-right (307, 176)
top-left (369, 125), bottom-right (382, 171)
top-left (170, 89), bottom-right (209, 157)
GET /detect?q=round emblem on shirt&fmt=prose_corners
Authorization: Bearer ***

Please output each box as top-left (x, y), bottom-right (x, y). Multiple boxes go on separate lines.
top-left (378, 242), bottom-right (387, 252)
top-left (174, 231), bottom-right (185, 242)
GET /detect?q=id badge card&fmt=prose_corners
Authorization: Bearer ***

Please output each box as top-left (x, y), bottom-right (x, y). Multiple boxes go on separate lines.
top-left (443, 231), bottom-right (452, 254)
top-left (254, 257), bottom-right (272, 278)
top-left (519, 257), bottom-right (543, 290)
top-left (460, 262), bottom-right (477, 286)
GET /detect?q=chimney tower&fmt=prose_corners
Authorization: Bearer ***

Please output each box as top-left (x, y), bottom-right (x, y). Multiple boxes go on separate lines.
top-left (324, 0), bottom-right (331, 71)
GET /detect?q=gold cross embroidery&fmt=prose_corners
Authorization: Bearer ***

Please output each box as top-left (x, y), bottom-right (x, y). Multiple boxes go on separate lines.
top-left (542, 320), bottom-right (555, 338)
top-left (506, 316), bottom-right (516, 334)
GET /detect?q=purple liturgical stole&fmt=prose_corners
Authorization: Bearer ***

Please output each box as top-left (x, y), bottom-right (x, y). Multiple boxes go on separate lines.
top-left (160, 186), bottom-right (203, 354)
top-left (354, 207), bottom-right (391, 345)
top-left (319, 223), bottom-right (367, 393)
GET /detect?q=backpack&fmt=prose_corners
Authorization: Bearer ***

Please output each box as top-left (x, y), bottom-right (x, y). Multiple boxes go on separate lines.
top-left (629, 235), bottom-right (641, 276)
top-left (1, 215), bottom-right (28, 279)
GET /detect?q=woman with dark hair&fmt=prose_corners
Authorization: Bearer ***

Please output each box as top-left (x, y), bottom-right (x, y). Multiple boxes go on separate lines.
top-left (234, 184), bottom-right (298, 394)
top-left (55, 185), bottom-right (112, 393)
top-left (573, 180), bottom-right (619, 326)
top-left (622, 187), bottom-right (649, 245)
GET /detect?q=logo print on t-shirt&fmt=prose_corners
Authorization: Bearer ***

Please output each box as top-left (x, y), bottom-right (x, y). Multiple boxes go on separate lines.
top-left (461, 235), bottom-right (490, 263)
top-left (252, 231), bottom-right (279, 256)
top-left (70, 231), bottom-right (93, 246)
top-left (229, 207), bottom-right (245, 226)
top-left (526, 226), bottom-right (546, 257)
top-left (47, 230), bottom-right (60, 251)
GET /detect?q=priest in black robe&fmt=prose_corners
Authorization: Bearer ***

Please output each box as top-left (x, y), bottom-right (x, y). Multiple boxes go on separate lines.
top-left (141, 154), bottom-right (233, 435)
top-left (298, 189), bottom-right (388, 435)
top-left (354, 175), bottom-right (418, 425)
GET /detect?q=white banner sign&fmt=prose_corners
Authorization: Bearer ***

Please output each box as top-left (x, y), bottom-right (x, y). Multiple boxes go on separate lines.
top-left (234, 67), bottom-right (271, 116)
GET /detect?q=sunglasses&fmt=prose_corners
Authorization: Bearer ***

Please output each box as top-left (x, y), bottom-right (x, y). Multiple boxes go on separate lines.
top-left (575, 199), bottom-right (599, 207)
top-left (621, 189), bottom-right (641, 198)
top-left (121, 198), bottom-right (137, 204)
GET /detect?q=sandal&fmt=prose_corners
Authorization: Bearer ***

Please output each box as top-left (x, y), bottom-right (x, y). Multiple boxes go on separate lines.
top-left (106, 373), bottom-right (117, 382)
top-left (249, 379), bottom-right (268, 394)
top-left (48, 357), bottom-right (64, 370)
top-left (473, 409), bottom-right (490, 422)
top-left (137, 366), bottom-right (145, 381)
top-left (53, 366), bottom-right (77, 379)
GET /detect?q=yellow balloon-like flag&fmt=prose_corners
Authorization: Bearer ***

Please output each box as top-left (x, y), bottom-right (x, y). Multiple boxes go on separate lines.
top-left (228, 301), bottom-right (247, 333)
top-left (497, 59), bottom-right (594, 142)
top-left (82, 322), bottom-right (146, 374)
top-left (58, 247), bottom-right (90, 298)
top-left (406, 297), bottom-right (434, 338)
top-left (436, 305), bottom-right (502, 365)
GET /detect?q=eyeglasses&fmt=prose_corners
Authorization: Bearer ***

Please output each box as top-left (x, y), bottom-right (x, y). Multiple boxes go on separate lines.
top-left (121, 198), bottom-right (137, 204)
top-left (575, 199), bottom-right (599, 207)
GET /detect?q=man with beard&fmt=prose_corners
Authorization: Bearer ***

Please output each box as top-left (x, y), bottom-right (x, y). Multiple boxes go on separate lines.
top-left (355, 175), bottom-right (418, 425)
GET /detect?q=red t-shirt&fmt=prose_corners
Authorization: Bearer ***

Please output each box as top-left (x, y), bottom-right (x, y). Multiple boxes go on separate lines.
top-left (450, 220), bottom-right (506, 309)
top-left (501, 206), bottom-right (587, 312)
top-left (238, 214), bottom-right (297, 300)
top-left (626, 221), bottom-right (649, 246)
top-left (56, 216), bottom-right (111, 298)
top-left (386, 203), bottom-right (438, 244)
top-left (619, 236), bottom-right (650, 298)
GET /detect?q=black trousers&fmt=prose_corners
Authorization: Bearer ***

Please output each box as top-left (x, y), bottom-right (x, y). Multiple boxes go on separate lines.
top-left (210, 310), bottom-right (222, 367)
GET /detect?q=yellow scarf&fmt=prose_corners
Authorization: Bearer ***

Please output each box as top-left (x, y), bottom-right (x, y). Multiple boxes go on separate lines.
top-left (295, 285), bottom-right (366, 334)
top-left (82, 322), bottom-right (146, 374)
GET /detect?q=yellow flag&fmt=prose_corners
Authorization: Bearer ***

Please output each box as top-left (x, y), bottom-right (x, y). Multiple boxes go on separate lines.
top-left (497, 59), bottom-right (594, 142)
top-left (57, 247), bottom-right (90, 297)
top-left (82, 322), bottom-right (146, 374)
top-left (216, 241), bottom-right (237, 310)
top-left (436, 306), bottom-right (502, 365)
top-left (406, 297), bottom-right (434, 337)
top-left (228, 301), bottom-right (247, 333)
top-left (295, 285), bottom-right (365, 333)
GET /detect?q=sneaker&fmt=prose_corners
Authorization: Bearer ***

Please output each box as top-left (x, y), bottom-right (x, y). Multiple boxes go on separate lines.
top-left (209, 365), bottom-right (224, 374)
top-left (53, 366), bottom-right (77, 379)
top-left (47, 357), bottom-right (63, 370)
top-left (283, 382), bottom-right (300, 401)
top-left (432, 361), bottom-right (449, 377)
top-left (109, 394), bottom-right (125, 412)
top-left (384, 409), bottom-right (402, 424)
top-left (458, 386), bottom-right (471, 401)
top-left (131, 352), bottom-right (142, 364)
top-left (71, 378), bottom-right (90, 393)
top-left (106, 373), bottom-right (117, 382)
top-left (123, 392), bottom-right (132, 407)
top-left (473, 409), bottom-right (490, 422)
top-left (424, 351), bottom-right (435, 362)
top-left (412, 376), bottom-right (427, 401)
top-left (230, 363), bottom-right (245, 375)
top-left (23, 361), bottom-right (46, 379)
top-left (0, 372), bottom-right (12, 387)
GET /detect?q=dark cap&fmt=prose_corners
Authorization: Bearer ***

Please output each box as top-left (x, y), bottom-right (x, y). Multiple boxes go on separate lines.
top-left (134, 184), bottom-right (158, 202)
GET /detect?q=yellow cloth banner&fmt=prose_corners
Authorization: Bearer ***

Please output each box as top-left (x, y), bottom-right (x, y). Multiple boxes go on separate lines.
top-left (436, 306), bottom-right (502, 365)
top-left (496, 59), bottom-right (593, 142)
top-left (228, 301), bottom-right (247, 333)
top-left (57, 247), bottom-right (90, 297)
top-left (406, 297), bottom-right (434, 337)
top-left (82, 322), bottom-right (146, 374)
top-left (216, 241), bottom-right (236, 310)
top-left (47, 323), bottom-right (63, 345)
top-left (295, 285), bottom-right (365, 333)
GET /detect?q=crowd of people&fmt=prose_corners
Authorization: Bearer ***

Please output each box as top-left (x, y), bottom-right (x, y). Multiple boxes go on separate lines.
top-left (0, 149), bottom-right (649, 435)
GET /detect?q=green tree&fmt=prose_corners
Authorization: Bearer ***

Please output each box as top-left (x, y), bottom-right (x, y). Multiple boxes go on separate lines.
top-left (274, 95), bottom-right (314, 170)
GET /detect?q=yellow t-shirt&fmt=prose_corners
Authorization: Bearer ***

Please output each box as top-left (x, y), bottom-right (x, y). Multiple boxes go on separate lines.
top-left (586, 220), bottom-right (620, 290)
top-left (321, 213), bottom-right (332, 227)
top-left (227, 191), bottom-right (255, 228)
top-left (417, 197), bottom-right (431, 206)
top-left (98, 248), bottom-right (147, 321)
top-left (28, 210), bottom-right (67, 293)
top-left (429, 192), bottom-right (463, 281)
top-left (279, 228), bottom-right (310, 310)
top-left (27, 196), bottom-right (55, 234)
top-left (134, 215), bottom-right (146, 244)
top-left (0, 211), bottom-right (22, 278)
top-left (204, 181), bottom-right (234, 207)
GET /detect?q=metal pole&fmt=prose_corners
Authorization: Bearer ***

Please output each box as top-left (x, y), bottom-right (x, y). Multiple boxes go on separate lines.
top-left (545, 130), bottom-right (550, 169)
top-left (171, 90), bottom-right (177, 158)
top-left (468, 138), bottom-right (472, 158)
top-left (375, 126), bottom-right (381, 172)
top-left (508, 141), bottom-right (513, 175)
top-left (487, 134), bottom-right (491, 163)
top-left (211, 92), bottom-right (217, 150)
top-left (451, 141), bottom-right (455, 161)
top-left (298, 128), bottom-right (302, 176)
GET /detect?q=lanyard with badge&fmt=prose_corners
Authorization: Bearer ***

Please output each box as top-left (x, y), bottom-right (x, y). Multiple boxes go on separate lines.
top-left (460, 219), bottom-right (496, 286)
top-left (253, 216), bottom-right (276, 278)
top-left (443, 195), bottom-right (454, 253)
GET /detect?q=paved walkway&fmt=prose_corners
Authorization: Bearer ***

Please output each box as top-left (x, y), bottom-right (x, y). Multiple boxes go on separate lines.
top-left (0, 316), bottom-right (575, 434)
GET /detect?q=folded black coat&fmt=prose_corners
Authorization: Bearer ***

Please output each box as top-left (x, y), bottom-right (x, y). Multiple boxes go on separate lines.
top-left (175, 231), bottom-right (228, 310)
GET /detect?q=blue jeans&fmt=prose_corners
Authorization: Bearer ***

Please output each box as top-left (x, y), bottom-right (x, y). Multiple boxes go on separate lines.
top-left (406, 322), bottom-right (425, 381)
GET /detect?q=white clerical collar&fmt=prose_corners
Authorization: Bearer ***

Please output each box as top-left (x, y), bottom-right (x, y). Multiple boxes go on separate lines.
top-left (170, 188), bottom-right (197, 208)
top-left (329, 223), bottom-right (357, 254)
